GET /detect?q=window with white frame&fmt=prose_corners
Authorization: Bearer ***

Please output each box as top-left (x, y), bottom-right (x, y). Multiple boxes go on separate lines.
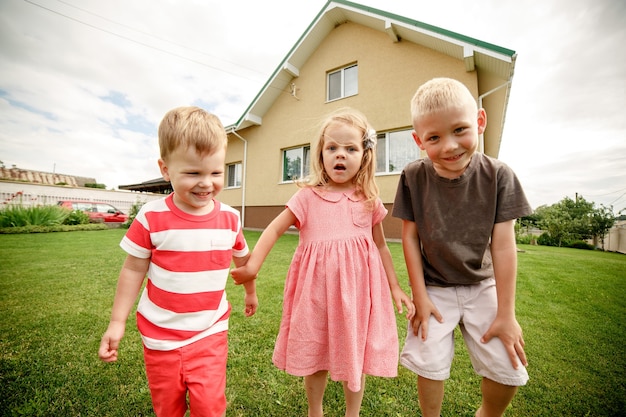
top-left (375, 129), bottom-right (420, 174)
top-left (282, 146), bottom-right (310, 182)
top-left (226, 162), bottom-right (242, 188)
top-left (327, 64), bottom-right (358, 101)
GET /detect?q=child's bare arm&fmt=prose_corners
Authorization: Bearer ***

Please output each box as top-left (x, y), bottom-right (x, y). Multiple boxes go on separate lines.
top-left (401, 220), bottom-right (443, 340)
top-left (233, 254), bottom-right (258, 317)
top-left (230, 208), bottom-right (297, 284)
top-left (98, 255), bottom-right (149, 362)
top-left (481, 219), bottom-right (528, 369)
top-left (373, 222), bottom-right (415, 319)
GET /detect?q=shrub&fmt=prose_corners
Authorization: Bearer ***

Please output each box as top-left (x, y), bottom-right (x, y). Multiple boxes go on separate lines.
top-left (62, 209), bottom-right (90, 225)
top-left (568, 240), bottom-right (595, 250)
top-left (537, 232), bottom-right (559, 247)
top-left (0, 205), bottom-right (69, 227)
top-left (122, 198), bottom-right (146, 228)
top-left (0, 223), bottom-right (107, 234)
top-left (516, 234), bottom-right (533, 245)
top-left (84, 183), bottom-right (106, 189)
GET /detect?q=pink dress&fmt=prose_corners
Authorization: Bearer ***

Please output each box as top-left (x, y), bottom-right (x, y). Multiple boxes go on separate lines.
top-left (272, 187), bottom-right (399, 392)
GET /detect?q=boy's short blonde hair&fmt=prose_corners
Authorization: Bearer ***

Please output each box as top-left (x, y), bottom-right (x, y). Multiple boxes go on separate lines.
top-left (158, 106), bottom-right (227, 159)
top-left (410, 78), bottom-right (478, 123)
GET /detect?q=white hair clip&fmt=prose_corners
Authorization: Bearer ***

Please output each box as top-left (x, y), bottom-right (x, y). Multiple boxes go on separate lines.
top-left (363, 129), bottom-right (377, 150)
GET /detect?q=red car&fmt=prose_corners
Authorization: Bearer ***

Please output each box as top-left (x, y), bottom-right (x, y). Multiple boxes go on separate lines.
top-left (57, 200), bottom-right (129, 223)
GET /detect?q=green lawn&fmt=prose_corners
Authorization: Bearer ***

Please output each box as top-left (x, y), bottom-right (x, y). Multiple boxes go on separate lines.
top-left (0, 230), bottom-right (624, 416)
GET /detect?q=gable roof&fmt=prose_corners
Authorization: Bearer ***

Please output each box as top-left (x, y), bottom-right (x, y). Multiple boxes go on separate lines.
top-left (226, 0), bottom-right (516, 155)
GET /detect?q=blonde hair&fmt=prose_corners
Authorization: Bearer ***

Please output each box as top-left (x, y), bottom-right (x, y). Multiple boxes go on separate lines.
top-left (158, 106), bottom-right (227, 159)
top-left (302, 108), bottom-right (379, 207)
top-left (410, 78), bottom-right (478, 123)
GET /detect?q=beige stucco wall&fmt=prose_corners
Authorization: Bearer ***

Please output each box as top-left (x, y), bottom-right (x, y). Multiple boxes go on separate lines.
top-left (221, 21), bottom-right (479, 231)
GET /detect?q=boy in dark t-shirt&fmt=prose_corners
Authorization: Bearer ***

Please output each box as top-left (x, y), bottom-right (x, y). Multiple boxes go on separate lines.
top-left (393, 77), bottom-right (532, 417)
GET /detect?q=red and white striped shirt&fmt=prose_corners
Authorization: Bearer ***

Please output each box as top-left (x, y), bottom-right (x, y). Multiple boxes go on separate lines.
top-left (120, 194), bottom-right (248, 350)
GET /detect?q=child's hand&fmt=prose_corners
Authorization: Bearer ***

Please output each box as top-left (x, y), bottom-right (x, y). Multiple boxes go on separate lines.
top-left (230, 265), bottom-right (257, 285)
top-left (391, 287), bottom-right (416, 320)
top-left (244, 292), bottom-right (258, 317)
top-left (411, 296), bottom-right (443, 341)
top-left (98, 321), bottom-right (126, 363)
top-left (481, 315), bottom-right (528, 369)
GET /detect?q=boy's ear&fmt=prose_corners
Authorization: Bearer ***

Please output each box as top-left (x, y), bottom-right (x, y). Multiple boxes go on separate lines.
top-left (477, 108), bottom-right (487, 134)
top-left (412, 131), bottom-right (426, 150)
top-left (158, 159), bottom-right (170, 181)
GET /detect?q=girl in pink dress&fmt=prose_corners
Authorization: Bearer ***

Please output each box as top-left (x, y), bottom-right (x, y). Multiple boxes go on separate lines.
top-left (231, 108), bottom-right (415, 417)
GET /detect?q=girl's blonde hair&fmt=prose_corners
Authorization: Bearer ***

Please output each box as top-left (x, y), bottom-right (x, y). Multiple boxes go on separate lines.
top-left (300, 108), bottom-right (379, 207)
top-left (158, 106), bottom-right (227, 159)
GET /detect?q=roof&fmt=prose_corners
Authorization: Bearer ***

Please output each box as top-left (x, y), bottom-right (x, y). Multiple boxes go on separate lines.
top-left (0, 167), bottom-right (96, 187)
top-left (226, 0), bottom-right (517, 151)
top-left (118, 177), bottom-right (171, 194)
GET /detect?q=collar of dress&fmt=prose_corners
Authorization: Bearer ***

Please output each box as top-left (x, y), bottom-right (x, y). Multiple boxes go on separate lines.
top-left (311, 187), bottom-right (364, 202)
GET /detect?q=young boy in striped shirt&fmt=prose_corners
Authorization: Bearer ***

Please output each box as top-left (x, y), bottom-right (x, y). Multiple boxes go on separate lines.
top-left (98, 106), bottom-right (257, 417)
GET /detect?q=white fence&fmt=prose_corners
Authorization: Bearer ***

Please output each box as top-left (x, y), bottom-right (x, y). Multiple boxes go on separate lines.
top-left (602, 221), bottom-right (626, 254)
top-left (0, 181), bottom-right (163, 214)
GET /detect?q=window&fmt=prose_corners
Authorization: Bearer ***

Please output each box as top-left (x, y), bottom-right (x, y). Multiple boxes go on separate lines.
top-left (227, 162), bottom-right (242, 188)
top-left (73, 202), bottom-right (93, 212)
top-left (95, 203), bottom-right (118, 214)
top-left (327, 64), bottom-right (358, 101)
top-left (375, 129), bottom-right (420, 174)
top-left (282, 146), bottom-right (310, 182)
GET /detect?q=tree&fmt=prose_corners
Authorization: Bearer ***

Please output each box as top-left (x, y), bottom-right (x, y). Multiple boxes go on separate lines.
top-left (520, 211), bottom-right (541, 233)
top-left (589, 204), bottom-right (616, 250)
top-left (537, 202), bottom-right (573, 247)
top-left (562, 195), bottom-right (594, 240)
top-left (534, 195), bottom-right (615, 249)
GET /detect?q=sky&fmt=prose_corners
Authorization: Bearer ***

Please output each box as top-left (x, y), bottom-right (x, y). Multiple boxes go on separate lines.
top-left (1, 0), bottom-right (625, 212)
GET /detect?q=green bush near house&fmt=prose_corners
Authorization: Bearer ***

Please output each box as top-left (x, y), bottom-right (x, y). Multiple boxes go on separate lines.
top-left (0, 230), bottom-right (624, 416)
top-left (0, 204), bottom-right (69, 227)
top-left (122, 198), bottom-right (146, 229)
top-left (567, 240), bottom-right (596, 250)
top-left (84, 183), bottom-right (106, 189)
top-left (0, 223), bottom-right (107, 234)
top-left (63, 209), bottom-right (90, 225)
top-left (0, 205), bottom-right (106, 233)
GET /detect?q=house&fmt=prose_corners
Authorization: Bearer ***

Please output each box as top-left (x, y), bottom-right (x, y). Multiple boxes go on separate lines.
top-left (218, 0), bottom-right (517, 239)
top-left (125, 0), bottom-right (518, 240)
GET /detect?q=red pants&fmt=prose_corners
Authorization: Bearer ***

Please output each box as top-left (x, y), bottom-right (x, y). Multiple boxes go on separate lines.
top-left (143, 331), bottom-right (228, 417)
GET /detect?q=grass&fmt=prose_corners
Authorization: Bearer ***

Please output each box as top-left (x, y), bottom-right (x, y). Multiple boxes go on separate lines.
top-left (0, 230), bottom-right (625, 416)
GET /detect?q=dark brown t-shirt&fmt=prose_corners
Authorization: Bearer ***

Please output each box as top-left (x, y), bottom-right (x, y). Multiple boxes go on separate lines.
top-left (392, 153), bottom-right (532, 286)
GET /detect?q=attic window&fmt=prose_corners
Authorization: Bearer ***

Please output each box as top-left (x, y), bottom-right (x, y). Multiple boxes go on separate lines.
top-left (327, 64), bottom-right (358, 101)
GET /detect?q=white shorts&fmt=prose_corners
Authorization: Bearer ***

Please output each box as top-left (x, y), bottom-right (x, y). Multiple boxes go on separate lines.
top-left (400, 278), bottom-right (529, 386)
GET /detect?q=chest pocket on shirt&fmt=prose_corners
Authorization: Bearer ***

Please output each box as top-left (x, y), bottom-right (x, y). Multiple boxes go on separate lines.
top-left (351, 206), bottom-right (371, 228)
top-left (209, 239), bottom-right (233, 268)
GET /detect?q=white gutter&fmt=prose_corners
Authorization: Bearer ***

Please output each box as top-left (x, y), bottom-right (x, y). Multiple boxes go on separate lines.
top-left (478, 80), bottom-right (512, 155)
top-left (229, 130), bottom-right (248, 227)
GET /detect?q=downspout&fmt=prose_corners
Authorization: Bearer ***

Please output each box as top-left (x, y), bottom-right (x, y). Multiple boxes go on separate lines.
top-left (230, 130), bottom-right (248, 228)
top-left (477, 79), bottom-right (512, 155)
